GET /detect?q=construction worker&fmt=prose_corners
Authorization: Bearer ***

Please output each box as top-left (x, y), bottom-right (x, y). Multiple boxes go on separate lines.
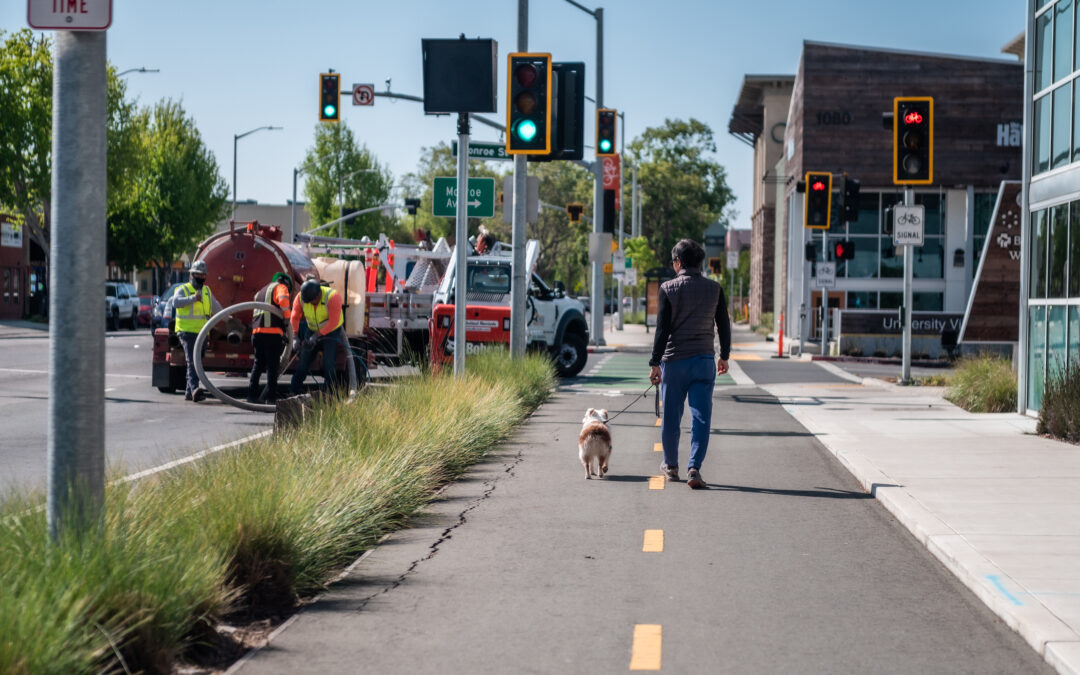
top-left (172, 260), bottom-right (222, 402)
top-left (289, 278), bottom-right (346, 396)
top-left (248, 272), bottom-right (293, 404)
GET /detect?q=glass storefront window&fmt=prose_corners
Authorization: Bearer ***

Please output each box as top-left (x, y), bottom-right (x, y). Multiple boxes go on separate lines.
top-left (1036, 96), bottom-right (1052, 173)
top-left (1071, 201), bottom-right (1080, 297)
top-left (846, 291), bottom-right (876, 309)
top-left (1054, 83), bottom-right (1073, 168)
top-left (913, 292), bottom-right (944, 311)
top-left (1032, 209), bottom-right (1049, 299)
top-left (916, 194), bottom-right (943, 236)
top-left (1073, 83), bottom-right (1080, 163)
top-left (880, 238), bottom-right (902, 279)
top-left (1029, 306), bottom-right (1047, 411)
top-left (1050, 204), bottom-right (1070, 297)
top-left (1049, 305), bottom-right (1068, 378)
top-left (880, 292), bottom-right (901, 309)
top-left (1037, 10), bottom-right (1053, 91)
top-left (914, 238), bottom-right (944, 279)
top-left (844, 237), bottom-right (878, 278)
top-left (972, 193), bottom-right (998, 276)
top-left (1056, 0), bottom-right (1075, 83)
top-left (849, 197), bottom-right (879, 236)
top-left (1070, 306), bottom-right (1079, 367)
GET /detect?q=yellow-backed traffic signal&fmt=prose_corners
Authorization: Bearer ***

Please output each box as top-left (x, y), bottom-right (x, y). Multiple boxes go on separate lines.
top-left (804, 172), bottom-right (832, 229)
top-left (893, 97), bottom-right (933, 185)
top-left (596, 108), bottom-right (617, 156)
top-left (319, 72), bottom-right (340, 122)
top-left (506, 53), bottom-right (552, 155)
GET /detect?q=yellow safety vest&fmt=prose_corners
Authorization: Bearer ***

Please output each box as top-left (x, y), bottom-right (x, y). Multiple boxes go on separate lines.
top-left (174, 283), bottom-right (211, 334)
top-left (301, 286), bottom-right (343, 333)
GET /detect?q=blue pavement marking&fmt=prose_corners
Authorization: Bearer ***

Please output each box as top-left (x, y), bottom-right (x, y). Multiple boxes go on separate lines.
top-left (986, 575), bottom-right (1024, 606)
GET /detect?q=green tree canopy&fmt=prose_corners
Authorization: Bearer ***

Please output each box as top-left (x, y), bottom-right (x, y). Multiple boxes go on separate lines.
top-left (302, 122), bottom-right (396, 240)
top-left (528, 160), bottom-right (593, 292)
top-left (628, 118), bottom-right (734, 259)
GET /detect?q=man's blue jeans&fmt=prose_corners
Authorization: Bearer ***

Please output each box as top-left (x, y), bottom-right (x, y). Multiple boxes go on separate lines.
top-left (177, 331), bottom-right (202, 395)
top-left (660, 353), bottom-right (716, 471)
top-left (290, 328), bottom-right (343, 395)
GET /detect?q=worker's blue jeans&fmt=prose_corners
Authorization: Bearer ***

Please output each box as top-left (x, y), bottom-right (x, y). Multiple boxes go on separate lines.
top-left (290, 328), bottom-right (343, 395)
top-left (660, 353), bottom-right (716, 471)
top-left (177, 331), bottom-right (202, 395)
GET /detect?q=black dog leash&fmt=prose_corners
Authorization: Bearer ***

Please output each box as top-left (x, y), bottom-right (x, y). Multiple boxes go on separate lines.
top-left (605, 383), bottom-right (658, 424)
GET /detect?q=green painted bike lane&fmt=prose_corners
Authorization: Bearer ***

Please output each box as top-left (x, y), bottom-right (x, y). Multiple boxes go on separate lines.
top-left (581, 353), bottom-right (735, 390)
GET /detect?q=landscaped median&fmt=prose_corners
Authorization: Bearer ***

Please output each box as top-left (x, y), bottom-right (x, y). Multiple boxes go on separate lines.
top-left (0, 352), bottom-right (556, 674)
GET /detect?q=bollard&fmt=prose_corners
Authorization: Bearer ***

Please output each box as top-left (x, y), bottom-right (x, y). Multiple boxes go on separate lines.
top-left (778, 312), bottom-right (784, 357)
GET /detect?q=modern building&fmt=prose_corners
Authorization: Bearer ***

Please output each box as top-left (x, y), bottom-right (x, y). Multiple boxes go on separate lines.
top-left (1020, 0), bottom-right (1080, 412)
top-left (768, 42), bottom-right (1022, 353)
top-left (728, 76), bottom-right (795, 328)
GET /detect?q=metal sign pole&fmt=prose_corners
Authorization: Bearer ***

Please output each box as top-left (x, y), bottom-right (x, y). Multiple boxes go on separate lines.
top-left (454, 113), bottom-right (471, 376)
top-left (509, 0), bottom-right (529, 358)
top-left (48, 30), bottom-right (107, 539)
top-left (590, 7), bottom-right (605, 346)
top-left (820, 229), bottom-right (829, 356)
top-left (902, 188), bottom-right (914, 383)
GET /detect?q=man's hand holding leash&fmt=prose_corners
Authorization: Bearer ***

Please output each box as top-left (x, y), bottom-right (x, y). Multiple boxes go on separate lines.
top-left (649, 366), bottom-right (662, 385)
top-left (717, 358), bottom-right (729, 375)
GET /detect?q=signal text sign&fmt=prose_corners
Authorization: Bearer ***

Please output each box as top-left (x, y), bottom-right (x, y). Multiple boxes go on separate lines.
top-left (892, 205), bottom-right (925, 247)
top-left (28, 0), bottom-right (112, 30)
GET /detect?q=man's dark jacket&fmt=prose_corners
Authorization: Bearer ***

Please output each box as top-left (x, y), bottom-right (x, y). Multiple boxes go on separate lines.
top-left (649, 268), bottom-right (731, 367)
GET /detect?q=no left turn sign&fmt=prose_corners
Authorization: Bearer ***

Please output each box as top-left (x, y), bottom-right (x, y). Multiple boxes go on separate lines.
top-left (352, 84), bottom-right (374, 106)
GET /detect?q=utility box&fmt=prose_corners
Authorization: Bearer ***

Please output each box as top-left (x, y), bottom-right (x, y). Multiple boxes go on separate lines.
top-left (421, 38), bottom-right (498, 114)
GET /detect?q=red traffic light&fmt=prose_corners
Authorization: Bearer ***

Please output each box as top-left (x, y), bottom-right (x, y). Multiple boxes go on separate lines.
top-left (811, 181), bottom-right (826, 191)
top-left (904, 111), bottom-right (923, 125)
top-left (515, 63), bottom-right (538, 87)
top-left (834, 240), bottom-right (856, 260)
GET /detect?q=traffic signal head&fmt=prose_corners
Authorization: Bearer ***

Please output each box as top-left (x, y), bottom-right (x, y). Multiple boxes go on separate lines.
top-left (841, 176), bottom-right (861, 222)
top-left (893, 97), bottom-right (933, 184)
top-left (804, 172), bottom-right (832, 229)
top-left (596, 108), bottom-right (617, 156)
top-left (404, 198), bottom-right (421, 215)
top-left (506, 53), bottom-right (552, 155)
top-left (320, 73), bottom-right (340, 122)
top-left (834, 240), bottom-right (856, 261)
top-left (805, 242), bottom-right (817, 262)
top-left (566, 203), bottom-right (585, 223)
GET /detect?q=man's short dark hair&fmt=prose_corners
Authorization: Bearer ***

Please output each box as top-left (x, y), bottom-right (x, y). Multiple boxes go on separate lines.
top-left (672, 239), bottom-right (706, 269)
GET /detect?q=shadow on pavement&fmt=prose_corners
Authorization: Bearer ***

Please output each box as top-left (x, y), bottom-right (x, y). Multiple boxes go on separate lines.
top-left (704, 483), bottom-right (872, 499)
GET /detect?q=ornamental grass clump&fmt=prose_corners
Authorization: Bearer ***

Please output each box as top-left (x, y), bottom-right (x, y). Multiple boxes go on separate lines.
top-left (944, 354), bottom-right (1017, 413)
top-left (1038, 361), bottom-right (1080, 443)
top-left (0, 351), bottom-right (554, 674)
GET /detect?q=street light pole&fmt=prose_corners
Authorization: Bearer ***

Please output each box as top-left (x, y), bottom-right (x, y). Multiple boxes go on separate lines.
top-left (232, 125), bottom-right (282, 221)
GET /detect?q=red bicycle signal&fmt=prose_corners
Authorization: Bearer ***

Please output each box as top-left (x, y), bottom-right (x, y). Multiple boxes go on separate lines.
top-left (904, 111), bottom-right (923, 125)
top-left (811, 181), bottom-right (826, 191)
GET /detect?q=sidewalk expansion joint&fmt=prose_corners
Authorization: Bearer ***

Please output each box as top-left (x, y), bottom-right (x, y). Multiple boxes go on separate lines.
top-left (353, 447), bottom-right (526, 612)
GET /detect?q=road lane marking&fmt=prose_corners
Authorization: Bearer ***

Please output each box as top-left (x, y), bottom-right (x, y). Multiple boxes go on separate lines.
top-left (642, 530), bottom-right (664, 552)
top-left (654, 418), bottom-right (661, 426)
top-left (653, 442), bottom-right (662, 452)
top-left (0, 367), bottom-right (150, 379)
top-left (648, 476), bottom-right (665, 490)
top-left (730, 353), bottom-right (762, 361)
top-left (629, 624), bottom-right (662, 671)
top-left (118, 430), bottom-right (273, 484)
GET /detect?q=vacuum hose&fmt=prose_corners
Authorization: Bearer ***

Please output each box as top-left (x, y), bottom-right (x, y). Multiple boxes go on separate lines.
top-left (193, 301), bottom-right (359, 413)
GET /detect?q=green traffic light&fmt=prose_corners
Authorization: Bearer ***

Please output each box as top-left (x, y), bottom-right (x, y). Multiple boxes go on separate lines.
top-left (515, 119), bottom-right (538, 142)
top-left (323, 104), bottom-right (337, 118)
top-left (599, 139), bottom-right (612, 152)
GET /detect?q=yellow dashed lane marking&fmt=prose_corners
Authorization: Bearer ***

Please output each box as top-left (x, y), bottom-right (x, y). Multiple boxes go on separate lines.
top-left (730, 353), bottom-right (763, 361)
top-left (653, 442), bottom-right (662, 452)
top-left (654, 418), bottom-right (662, 426)
top-left (630, 624), bottom-right (662, 670)
top-left (648, 476), bottom-right (665, 490)
top-left (642, 529), bottom-right (664, 552)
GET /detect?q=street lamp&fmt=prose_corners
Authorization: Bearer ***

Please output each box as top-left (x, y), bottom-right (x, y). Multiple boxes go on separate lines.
top-left (233, 125), bottom-right (282, 220)
top-left (116, 67), bottom-right (159, 77)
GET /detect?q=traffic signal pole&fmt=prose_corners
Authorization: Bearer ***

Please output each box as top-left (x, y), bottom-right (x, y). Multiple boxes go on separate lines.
top-left (820, 229), bottom-right (829, 356)
top-left (591, 7), bottom-right (605, 345)
top-left (48, 30), bottom-right (107, 540)
top-left (902, 188), bottom-right (914, 383)
top-left (616, 111), bottom-right (625, 331)
top-left (454, 112), bottom-right (471, 377)
top-left (509, 0), bottom-right (529, 358)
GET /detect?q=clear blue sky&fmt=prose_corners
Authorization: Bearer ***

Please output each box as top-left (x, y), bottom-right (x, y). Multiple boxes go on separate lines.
top-left (3, 0), bottom-right (1023, 229)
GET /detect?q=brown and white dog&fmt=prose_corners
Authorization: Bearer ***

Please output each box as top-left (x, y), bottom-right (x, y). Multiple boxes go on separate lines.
top-left (579, 408), bottom-right (612, 479)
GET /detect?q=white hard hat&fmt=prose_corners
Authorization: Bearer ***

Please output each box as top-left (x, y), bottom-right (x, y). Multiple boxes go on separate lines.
top-left (190, 260), bottom-right (208, 276)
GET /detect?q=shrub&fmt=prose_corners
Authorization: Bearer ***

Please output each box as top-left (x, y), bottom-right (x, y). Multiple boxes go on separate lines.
top-left (944, 354), bottom-right (1016, 413)
top-left (753, 311), bottom-right (775, 337)
top-left (1038, 361), bottom-right (1080, 443)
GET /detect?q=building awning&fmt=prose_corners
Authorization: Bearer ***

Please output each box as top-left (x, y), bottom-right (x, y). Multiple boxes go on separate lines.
top-left (727, 75), bottom-right (795, 146)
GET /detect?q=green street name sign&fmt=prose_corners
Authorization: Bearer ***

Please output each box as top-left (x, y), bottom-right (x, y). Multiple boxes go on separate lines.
top-left (432, 177), bottom-right (496, 218)
top-left (451, 140), bottom-right (512, 161)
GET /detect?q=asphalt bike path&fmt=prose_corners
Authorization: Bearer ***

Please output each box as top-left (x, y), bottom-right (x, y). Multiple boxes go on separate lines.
top-left (238, 344), bottom-right (1046, 673)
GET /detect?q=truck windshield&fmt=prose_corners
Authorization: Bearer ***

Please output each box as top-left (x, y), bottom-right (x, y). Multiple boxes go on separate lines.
top-left (467, 265), bottom-right (510, 294)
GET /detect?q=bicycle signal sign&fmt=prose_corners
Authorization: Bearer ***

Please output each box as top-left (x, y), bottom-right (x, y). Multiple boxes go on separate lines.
top-left (893, 205), bottom-right (925, 247)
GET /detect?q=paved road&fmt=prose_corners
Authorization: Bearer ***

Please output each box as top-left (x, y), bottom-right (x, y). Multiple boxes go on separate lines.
top-left (0, 331), bottom-right (272, 491)
top-left (240, 347), bottom-right (1048, 674)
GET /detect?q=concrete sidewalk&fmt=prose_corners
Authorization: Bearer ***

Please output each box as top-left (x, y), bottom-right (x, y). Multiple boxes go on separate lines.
top-left (0, 319), bottom-right (48, 339)
top-left (762, 378), bottom-right (1080, 674)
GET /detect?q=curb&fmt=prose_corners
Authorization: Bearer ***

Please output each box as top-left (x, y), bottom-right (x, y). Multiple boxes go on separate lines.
top-left (770, 388), bottom-right (1080, 675)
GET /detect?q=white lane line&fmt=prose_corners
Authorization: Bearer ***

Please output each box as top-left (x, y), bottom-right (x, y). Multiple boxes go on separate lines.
top-left (0, 367), bottom-right (150, 379)
top-left (726, 358), bottom-right (754, 385)
top-left (117, 430), bottom-right (273, 484)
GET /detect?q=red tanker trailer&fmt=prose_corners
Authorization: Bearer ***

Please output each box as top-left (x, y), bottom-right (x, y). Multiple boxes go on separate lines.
top-left (151, 221), bottom-right (324, 393)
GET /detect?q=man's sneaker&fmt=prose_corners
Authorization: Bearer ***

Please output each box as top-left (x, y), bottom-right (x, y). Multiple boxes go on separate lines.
top-left (687, 468), bottom-right (706, 489)
top-left (661, 464), bottom-right (679, 481)
top-left (184, 391), bottom-right (193, 401)
top-left (192, 388), bottom-right (207, 403)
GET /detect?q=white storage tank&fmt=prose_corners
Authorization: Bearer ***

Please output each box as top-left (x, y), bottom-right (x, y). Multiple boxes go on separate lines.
top-left (312, 256), bottom-right (366, 336)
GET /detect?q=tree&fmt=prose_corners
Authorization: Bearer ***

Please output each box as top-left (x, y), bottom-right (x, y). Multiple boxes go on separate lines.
top-left (399, 142), bottom-right (505, 245)
top-left (302, 122), bottom-right (396, 241)
top-left (528, 160), bottom-right (593, 292)
top-left (108, 100), bottom-right (228, 291)
top-left (628, 118), bottom-right (734, 257)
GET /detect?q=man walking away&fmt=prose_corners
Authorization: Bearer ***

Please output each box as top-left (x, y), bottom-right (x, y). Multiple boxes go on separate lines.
top-left (172, 260), bottom-right (222, 402)
top-left (648, 239), bottom-right (731, 489)
top-left (289, 279), bottom-right (346, 396)
top-left (248, 272), bottom-right (293, 403)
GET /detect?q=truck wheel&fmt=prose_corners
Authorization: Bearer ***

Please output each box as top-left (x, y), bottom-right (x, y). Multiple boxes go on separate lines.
top-left (157, 364), bottom-right (186, 394)
top-left (552, 334), bottom-right (587, 378)
top-left (110, 309), bottom-right (120, 332)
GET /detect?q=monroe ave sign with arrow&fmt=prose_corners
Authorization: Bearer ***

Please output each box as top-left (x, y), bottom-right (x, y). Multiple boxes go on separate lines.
top-left (432, 177), bottom-right (496, 218)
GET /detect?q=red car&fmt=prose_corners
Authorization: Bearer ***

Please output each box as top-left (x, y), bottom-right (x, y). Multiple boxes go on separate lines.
top-left (138, 295), bottom-right (155, 328)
